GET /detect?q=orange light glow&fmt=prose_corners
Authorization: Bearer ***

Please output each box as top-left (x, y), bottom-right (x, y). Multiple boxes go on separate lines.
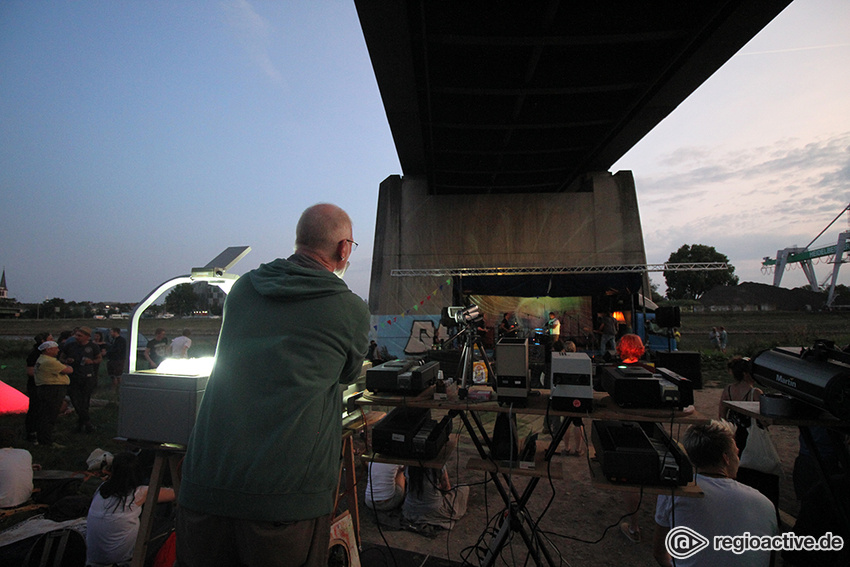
top-left (613, 311), bottom-right (626, 322)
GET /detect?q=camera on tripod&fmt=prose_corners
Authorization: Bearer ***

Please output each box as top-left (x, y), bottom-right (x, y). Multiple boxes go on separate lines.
top-left (441, 304), bottom-right (493, 399)
top-left (441, 305), bottom-right (483, 327)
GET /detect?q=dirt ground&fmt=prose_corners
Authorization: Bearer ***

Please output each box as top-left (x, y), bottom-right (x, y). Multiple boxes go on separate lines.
top-left (351, 386), bottom-right (803, 566)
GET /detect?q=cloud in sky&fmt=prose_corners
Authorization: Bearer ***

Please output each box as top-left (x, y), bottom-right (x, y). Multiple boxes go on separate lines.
top-left (221, 0), bottom-right (285, 88)
top-left (613, 0), bottom-right (850, 295)
top-left (635, 133), bottom-right (850, 291)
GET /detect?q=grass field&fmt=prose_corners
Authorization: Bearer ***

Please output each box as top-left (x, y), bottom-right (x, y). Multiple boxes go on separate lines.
top-left (1, 310), bottom-right (848, 471)
top-left (674, 310), bottom-right (850, 356)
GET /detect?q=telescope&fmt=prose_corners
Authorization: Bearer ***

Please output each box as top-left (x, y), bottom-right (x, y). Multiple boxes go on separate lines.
top-left (751, 340), bottom-right (850, 421)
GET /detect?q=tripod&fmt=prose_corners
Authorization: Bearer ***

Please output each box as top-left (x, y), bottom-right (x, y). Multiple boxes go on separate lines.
top-left (451, 324), bottom-right (496, 399)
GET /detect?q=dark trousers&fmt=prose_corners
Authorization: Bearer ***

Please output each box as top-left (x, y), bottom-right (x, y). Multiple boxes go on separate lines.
top-left (36, 384), bottom-right (67, 445)
top-left (177, 506), bottom-right (332, 567)
top-left (69, 372), bottom-right (97, 426)
top-left (25, 375), bottom-right (39, 438)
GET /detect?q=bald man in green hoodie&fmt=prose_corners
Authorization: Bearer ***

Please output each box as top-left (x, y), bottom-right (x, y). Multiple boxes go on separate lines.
top-left (178, 203), bottom-right (370, 567)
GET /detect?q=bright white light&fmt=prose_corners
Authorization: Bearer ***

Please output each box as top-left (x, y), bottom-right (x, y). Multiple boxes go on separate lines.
top-left (156, 357), bottom-right (215, 376)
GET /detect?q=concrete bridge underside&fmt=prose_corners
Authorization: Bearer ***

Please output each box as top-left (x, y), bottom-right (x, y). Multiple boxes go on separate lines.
top-left (369, 170), bottom-right (648, 318)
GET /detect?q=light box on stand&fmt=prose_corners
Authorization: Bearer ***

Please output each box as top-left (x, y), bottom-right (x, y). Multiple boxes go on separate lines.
top-left (118, 246), bottom-right (250, 446)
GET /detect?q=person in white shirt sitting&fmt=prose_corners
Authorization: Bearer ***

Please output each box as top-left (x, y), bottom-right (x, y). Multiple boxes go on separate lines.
top-left (653, 421), bottom-right (778, 567)
top-left (0, 427), bottom-right (37, 508)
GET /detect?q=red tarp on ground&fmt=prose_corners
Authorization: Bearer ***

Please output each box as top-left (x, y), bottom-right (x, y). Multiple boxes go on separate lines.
top-left (0, 380), bottom-right (29, 414)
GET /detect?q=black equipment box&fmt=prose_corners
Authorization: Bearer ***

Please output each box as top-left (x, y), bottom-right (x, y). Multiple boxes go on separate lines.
top-left (413, 414), bottom-right (453, 460)
top-left (591, 420), bottom-right (693, 486)
top-left (599, 364), bottom-right (694, 409)
top-left (372, 406), bottom-right (451, 460)
top-left (366, 359), bottom-right (440, 394)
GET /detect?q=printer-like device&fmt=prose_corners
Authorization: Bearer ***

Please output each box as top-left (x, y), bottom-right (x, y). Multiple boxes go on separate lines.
top-left (366, 359), bottom-right (440, 394)
top-left (599, 364), bottom-right (694, 410)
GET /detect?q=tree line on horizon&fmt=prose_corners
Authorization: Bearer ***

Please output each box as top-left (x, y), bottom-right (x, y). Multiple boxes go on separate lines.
top-left (0, 283), bottom-right (214, 319)
top-left (2, 244), bottom-right (846, 317)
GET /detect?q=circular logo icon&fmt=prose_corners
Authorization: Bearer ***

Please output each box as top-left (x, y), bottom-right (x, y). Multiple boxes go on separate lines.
top-left (665, 526), bottom-right (709, 560)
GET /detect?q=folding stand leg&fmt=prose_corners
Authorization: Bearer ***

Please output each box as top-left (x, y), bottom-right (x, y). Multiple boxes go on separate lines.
top-left (131, 450), bottom-right (182, 567)
top-left (459, 409), bottom-right (569, 567)
top-left (333, 433), bottom-right (360, 547)
top-left (131, 451), bottom-right (166, 567)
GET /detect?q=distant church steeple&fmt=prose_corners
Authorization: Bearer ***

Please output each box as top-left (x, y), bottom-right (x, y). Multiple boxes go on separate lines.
top-left (0, 268), bottom-right (7, 300)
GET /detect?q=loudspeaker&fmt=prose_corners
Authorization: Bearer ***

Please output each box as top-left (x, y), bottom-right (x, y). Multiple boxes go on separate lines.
top-left (655, 350), bottom-right (702, 389)
top-left (529, 344), bottom-right (546, 364)
top-left (655, 306), bottom-right (681, 328)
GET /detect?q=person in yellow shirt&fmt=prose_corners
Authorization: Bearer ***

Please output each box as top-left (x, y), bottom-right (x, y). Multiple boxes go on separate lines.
top-left (33, 341), bottom-right (72, 447)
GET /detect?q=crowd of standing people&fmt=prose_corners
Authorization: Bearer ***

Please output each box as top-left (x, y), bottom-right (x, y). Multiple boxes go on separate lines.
top-left (24, 326), bottom-right (120, 447)
top-left (21, 324), bottom-right (192, 449)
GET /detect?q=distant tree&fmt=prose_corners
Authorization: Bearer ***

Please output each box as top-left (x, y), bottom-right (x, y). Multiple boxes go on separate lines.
top-left (165, 284), bottom-right (198, 316)
top-left (41, 297), bottom-right (68, 319)
top-left (66, 301), bottom-right (86, 319)
top-left (833, 284), bottom-right (850, 306)
top-left (663, 244), bottom-right (739, 300)
top-left (649, 282), bottom-right (665, 303)
top-left (143, 303), bottom-right (164, 317)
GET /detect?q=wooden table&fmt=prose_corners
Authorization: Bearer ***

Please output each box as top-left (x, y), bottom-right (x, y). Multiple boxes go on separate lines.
top-left (359, 386), bottom-right (709, 567)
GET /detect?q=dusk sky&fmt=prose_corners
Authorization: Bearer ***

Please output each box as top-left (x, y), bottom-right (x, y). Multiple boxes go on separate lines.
top-left (1, 1), bottom-right (848, 306)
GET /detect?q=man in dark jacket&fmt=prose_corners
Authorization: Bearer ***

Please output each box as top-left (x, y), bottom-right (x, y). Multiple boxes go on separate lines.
top-left (177, 203), bottom-right (370, 567)
top-left (60, 326), bottom-right (102, 433)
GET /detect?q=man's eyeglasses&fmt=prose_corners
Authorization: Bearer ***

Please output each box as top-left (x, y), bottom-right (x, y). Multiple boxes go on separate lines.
top-left (345, 239), bottom-right (358, 252)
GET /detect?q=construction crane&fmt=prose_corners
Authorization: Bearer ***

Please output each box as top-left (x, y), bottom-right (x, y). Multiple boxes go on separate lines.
top-left (762, 203), bottom-right (850, 308)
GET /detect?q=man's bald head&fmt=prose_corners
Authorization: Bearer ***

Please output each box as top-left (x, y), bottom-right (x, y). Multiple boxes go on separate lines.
top-left (295, 203), bottom-right (354, 268)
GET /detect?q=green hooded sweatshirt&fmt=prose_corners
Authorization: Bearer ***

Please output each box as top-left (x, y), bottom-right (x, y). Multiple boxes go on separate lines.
top-left (178, 256), bottom-right (370, 522)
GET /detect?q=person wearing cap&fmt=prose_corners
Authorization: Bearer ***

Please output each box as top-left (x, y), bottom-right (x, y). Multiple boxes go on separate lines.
top-left (24, 332), bottom-right (52, 443)
top-left (60, 326), bottom-right (102, 433)
top-left (34, 340), bottom-right (73, 447)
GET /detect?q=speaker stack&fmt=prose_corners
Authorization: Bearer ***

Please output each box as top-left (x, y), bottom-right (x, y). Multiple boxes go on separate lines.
top-left (655, 306), bottom-right (681, 328)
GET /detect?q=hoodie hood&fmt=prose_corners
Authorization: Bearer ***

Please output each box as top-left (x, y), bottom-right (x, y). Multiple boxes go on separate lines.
top-left (248, 257), bottom-right (350, 301)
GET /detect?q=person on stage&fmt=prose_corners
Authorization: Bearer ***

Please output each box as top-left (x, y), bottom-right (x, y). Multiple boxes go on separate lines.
top-left (498, 312), bottom-right (518, 339)
top-left (546, 311), bottom-right (561, 346)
